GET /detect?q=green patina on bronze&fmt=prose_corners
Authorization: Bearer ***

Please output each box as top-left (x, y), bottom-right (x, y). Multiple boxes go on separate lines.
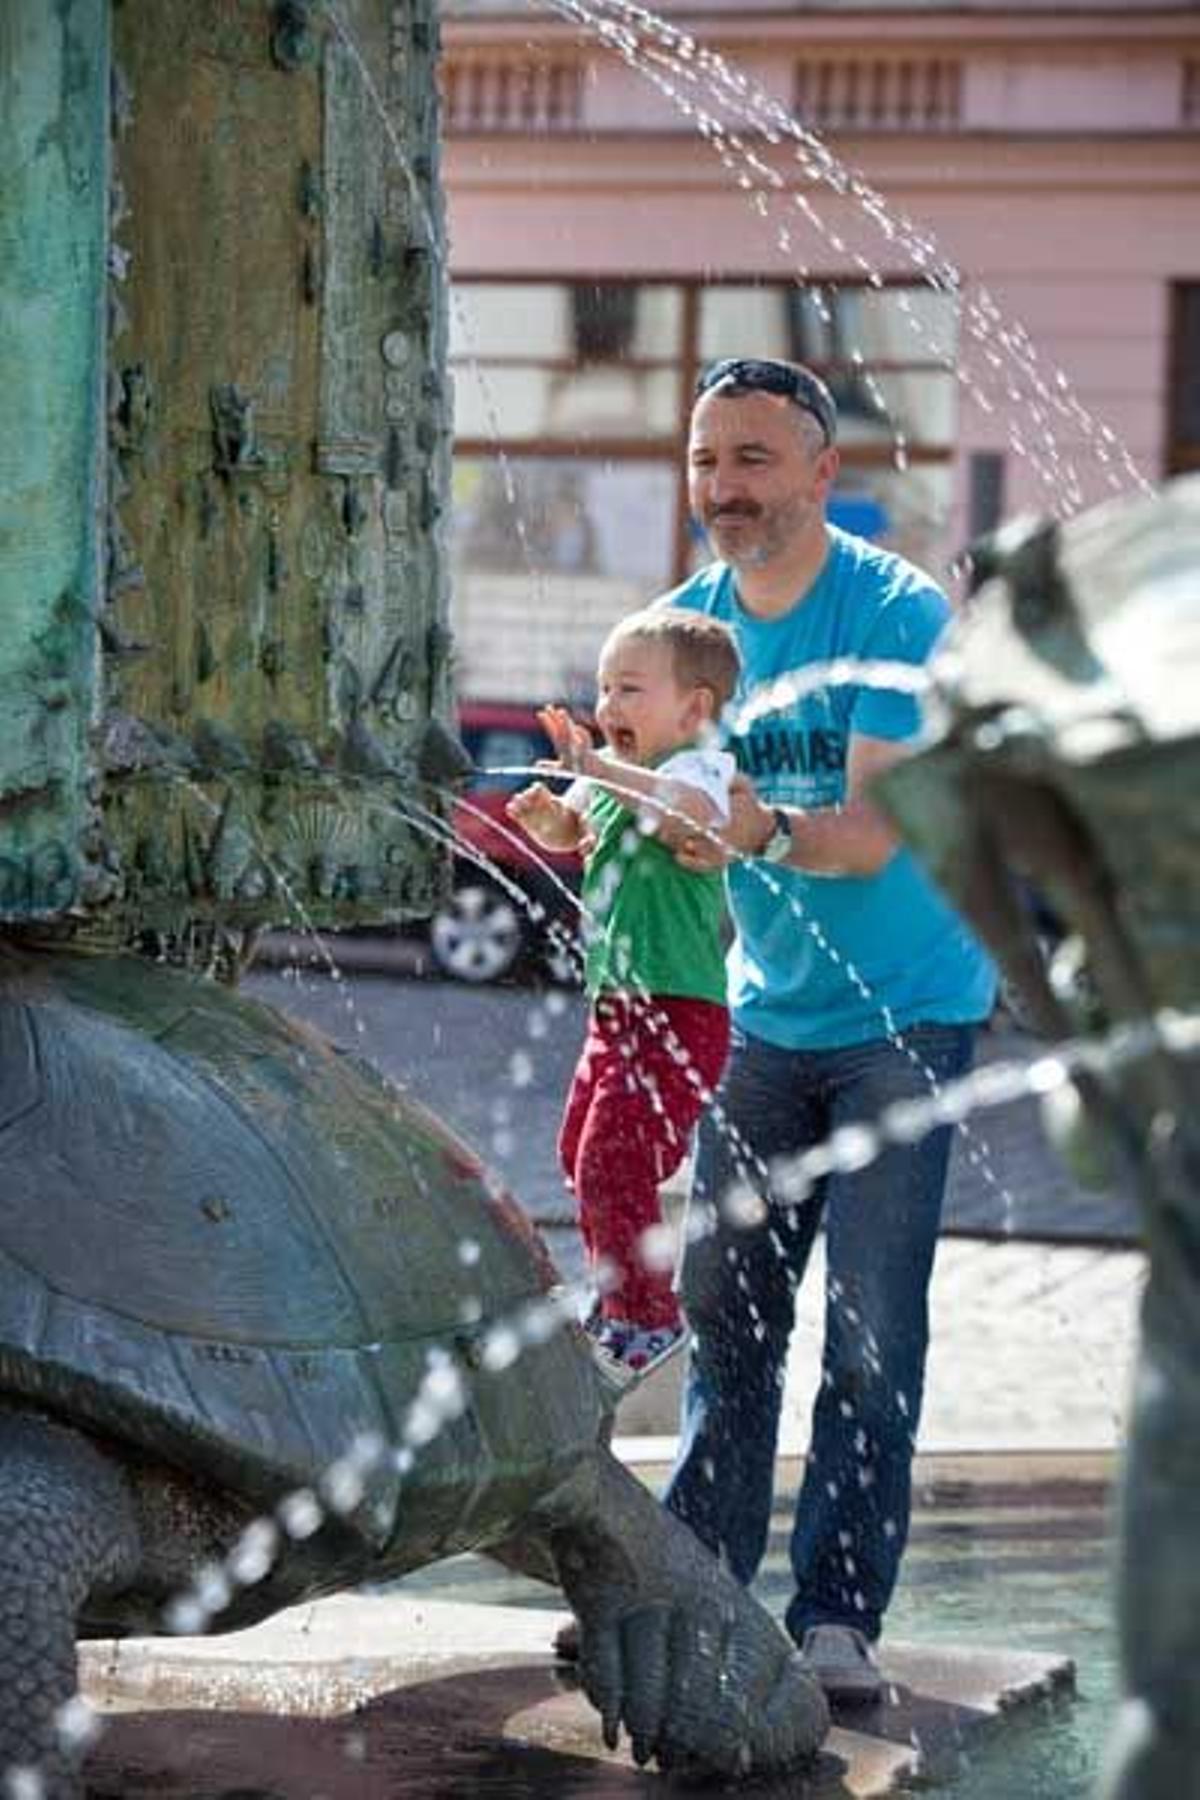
top-left (1, 0), bottom-right (454, 935)
top-left (0, 1), bottom-right (109, 918)
top-left (880, 478), bottom-right (1200, 1800)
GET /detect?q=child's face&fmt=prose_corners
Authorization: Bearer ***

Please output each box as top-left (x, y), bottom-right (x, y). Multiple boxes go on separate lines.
top-left (595, 636), bottom-right (707, 765)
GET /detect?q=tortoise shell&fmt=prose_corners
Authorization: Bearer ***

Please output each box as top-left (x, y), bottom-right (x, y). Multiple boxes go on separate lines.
top-left (0, 949), bottom-right (602, 1568)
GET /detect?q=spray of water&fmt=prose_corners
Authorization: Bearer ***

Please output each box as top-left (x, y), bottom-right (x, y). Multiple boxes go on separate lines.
top-left (15, 6), bottom-right (1166, 1788)
top-left (540, 0), bottom-right (1151, 517)
top-left (31, 745), bottom-right (1173, 1787)
top-left (85, 998), bottom-right (1195, 1648)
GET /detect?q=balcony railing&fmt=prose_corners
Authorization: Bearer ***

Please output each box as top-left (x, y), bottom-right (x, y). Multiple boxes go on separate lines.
top-left (442, 49), bottom-right (1200, 138)
top-left (442, 55), bottom-right (585, 133)
top-left (794, 59), bottom-right (963, 132)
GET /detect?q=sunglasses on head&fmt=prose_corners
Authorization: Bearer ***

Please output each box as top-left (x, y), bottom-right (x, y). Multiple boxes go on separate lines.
top-left (695, 357), bottom-right (837, 446)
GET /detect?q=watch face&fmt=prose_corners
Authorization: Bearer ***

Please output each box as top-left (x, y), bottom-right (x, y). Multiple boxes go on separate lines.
top-left (763, 812), bottom-right (791, 863)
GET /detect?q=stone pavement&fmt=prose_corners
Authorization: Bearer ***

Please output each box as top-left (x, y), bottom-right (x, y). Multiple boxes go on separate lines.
top-left (249, 963), bottom-right (1147, 1455)
top-left (612, 1232), bottom-right (1144, 1455)
top-left (940, 1017), bottom-right (1139, 1244)
top-left (245, 966), bottom-right (1143, 1246)
top-left (81, 1591), bottom-right (1073, 1798)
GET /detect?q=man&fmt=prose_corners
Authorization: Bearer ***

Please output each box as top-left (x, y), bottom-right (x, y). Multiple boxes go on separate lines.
top-left (660, 357), bottom-right (996, 1703)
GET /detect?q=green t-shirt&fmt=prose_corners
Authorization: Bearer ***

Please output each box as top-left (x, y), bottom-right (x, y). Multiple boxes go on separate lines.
top-left (582, 784), bottom-right (729, 1005)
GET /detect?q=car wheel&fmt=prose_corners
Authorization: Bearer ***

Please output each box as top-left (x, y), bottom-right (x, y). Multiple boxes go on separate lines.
top-left (429, 878), bottom-right (528, 983)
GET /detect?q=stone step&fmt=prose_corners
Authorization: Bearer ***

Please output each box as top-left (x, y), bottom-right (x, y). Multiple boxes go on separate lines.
top-left (82, 1592), bottom-right (1073, 1798)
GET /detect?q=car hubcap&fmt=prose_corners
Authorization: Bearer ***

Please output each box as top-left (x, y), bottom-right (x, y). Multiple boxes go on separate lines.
top-left (431, 883), bottom-right (524, 982)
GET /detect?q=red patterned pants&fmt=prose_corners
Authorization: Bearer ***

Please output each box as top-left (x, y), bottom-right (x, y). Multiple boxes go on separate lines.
top-left (558, 993), bottom-right (730, 1330)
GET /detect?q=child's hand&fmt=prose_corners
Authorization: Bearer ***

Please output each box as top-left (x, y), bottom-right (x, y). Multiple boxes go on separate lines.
top-left (506, 782), bottom-right (581, 851)
top-left (537, 704), bottom-right (594, 774)
top-left (507, 781), bottom-right (559, 831)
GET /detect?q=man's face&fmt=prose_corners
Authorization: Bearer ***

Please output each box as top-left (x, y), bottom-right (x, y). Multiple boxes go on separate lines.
top-left (687, 388), bottom-right (838, 571)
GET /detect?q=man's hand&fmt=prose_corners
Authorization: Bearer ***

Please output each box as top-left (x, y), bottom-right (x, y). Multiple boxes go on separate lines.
top-left (675, 739), bottom-right (906, 876)
top-left (674, 774), bottom-right (771, 871)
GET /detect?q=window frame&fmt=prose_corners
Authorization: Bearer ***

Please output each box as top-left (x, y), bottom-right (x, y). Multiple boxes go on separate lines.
top-left (449, 273), bottom-right (958, 585)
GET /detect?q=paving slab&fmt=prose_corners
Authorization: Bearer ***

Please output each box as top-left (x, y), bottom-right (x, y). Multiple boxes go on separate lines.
top-left (245, 970), bottom-right (1143, 1247)
top-left (81, 1593), bottom-right (1072, 1799)
top-left (613, 1236), bottom-right (1143, 1454)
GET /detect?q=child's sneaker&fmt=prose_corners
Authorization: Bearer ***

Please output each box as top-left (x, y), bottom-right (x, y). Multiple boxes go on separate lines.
top-left (620, 1323), bottom-right (687, 1375)
top-left (587, 1316), bottom-right (686, 1385)
top-left (589, 1316), bottom-right (633, 1374)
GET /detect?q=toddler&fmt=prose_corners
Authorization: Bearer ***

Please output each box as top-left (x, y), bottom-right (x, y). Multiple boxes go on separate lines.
top-left (507, 608), bottom-right (740, 1379)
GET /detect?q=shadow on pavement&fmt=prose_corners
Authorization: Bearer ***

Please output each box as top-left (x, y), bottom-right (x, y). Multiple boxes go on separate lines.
top-left (87, 1660), bottom-right (861, 1798)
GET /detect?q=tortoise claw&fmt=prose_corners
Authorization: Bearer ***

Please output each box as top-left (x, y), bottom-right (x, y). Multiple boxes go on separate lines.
top-left (571, 1588), bottom-right (828, 1776)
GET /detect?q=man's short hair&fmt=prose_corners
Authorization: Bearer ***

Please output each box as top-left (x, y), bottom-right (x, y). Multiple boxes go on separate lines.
top-left (607, 607), bottom-right (741, 710)
top-left (695, 356), bottom-right (837, 447)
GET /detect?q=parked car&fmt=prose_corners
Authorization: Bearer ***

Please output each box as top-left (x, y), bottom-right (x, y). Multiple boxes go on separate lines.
top-left (427, 699), bottom-right (584, 984)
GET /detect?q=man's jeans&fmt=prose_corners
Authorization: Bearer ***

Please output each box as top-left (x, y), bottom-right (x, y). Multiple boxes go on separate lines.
top-left (664, 1022), bottom-right (976, 1645)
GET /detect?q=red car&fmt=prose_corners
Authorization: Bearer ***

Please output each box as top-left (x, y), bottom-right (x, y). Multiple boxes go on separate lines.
top-left (428, 700), bottom-right (584, 984)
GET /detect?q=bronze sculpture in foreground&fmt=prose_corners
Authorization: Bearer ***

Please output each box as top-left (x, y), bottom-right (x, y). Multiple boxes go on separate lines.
top-left (0, 945), bottom-right (828, 1790)
top-left (883, 475), bottom-right (1200, 1800)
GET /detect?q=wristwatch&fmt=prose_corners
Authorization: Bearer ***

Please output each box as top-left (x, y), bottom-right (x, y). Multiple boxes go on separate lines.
top-left (758, 807), bottom-right (792, 865)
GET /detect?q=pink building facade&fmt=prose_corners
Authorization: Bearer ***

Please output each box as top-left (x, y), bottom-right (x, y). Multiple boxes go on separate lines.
top-left (439, 0), bottom-right (1200, 698)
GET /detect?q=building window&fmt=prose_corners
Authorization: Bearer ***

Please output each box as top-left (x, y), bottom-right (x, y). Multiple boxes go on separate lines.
top-left (447, 277), bottom-right (959, 696)
top-left (572, 284), bottom-right (639, 362)
top-left (698, 282), bottom-right (958, 455)
top-left (968, 451), bottom-right (1007, 540)
top-left (785, 286), bottom-right (878, 424)
top-left (1168, 283), bottom-right (1200, 474)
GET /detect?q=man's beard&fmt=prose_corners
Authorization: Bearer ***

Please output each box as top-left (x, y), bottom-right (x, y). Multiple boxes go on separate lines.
top-left (705, 497), bottom-right (807, 569)
top-left (713, 533), bottom-right (771, 571)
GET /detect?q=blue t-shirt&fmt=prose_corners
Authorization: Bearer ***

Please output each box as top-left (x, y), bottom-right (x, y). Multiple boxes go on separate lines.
top-left (662, 528), bottom-right (996, 1049)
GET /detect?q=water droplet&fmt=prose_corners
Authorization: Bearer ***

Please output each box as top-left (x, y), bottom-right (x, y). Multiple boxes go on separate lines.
top-left (721, 1183), bottom-right (768, 1228)
top-left (482, 1325), bottom-right (520, 1371)
top-left (229, 1519), bottom-right (280, 1587)
top-left (54, 1696), bottom-right (102, 1751)
top-left (165, 1596), bottom-right (207, 1637)
top-left (638, 1222), bottom-right (676, 1272)
top-left (279, 1489), bottom-right (323, 1540)
top-left (4, 1769), bottom-right (46, 1800)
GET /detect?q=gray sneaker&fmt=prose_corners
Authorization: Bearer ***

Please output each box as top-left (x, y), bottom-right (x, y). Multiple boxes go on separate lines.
top-left (800, 1624), bottom-right (884, 1705)
top-left (553, 1615), bottom-right (581, 1663)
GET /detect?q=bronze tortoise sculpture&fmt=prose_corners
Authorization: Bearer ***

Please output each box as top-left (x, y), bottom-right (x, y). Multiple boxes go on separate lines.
top-left (0, 945), bottom-right (828, 1792)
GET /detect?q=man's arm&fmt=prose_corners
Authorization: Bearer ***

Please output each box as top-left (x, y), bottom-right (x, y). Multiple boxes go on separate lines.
top-left (583, 753), bottom-right (721, 846)
top-left (677, 735), bottom-right (904, 875)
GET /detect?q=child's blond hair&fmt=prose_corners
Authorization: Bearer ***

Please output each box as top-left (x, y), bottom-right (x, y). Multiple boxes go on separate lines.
top-left (604, 607), bottom-right (741, 712)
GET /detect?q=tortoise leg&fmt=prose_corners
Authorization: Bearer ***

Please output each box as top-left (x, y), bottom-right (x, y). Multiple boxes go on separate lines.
top-left (529, 1446), bottom-right (829, 1777)
top-left (0, 1410), bottom-right (140, 1798)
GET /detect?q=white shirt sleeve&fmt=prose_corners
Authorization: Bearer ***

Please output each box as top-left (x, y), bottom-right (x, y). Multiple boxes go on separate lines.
top-left (645, 747), bottom-right (736, 828)
top-left (561, 776), bottom-right (591, 815)
top-left (561, 745), bottom-right (622, 815)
